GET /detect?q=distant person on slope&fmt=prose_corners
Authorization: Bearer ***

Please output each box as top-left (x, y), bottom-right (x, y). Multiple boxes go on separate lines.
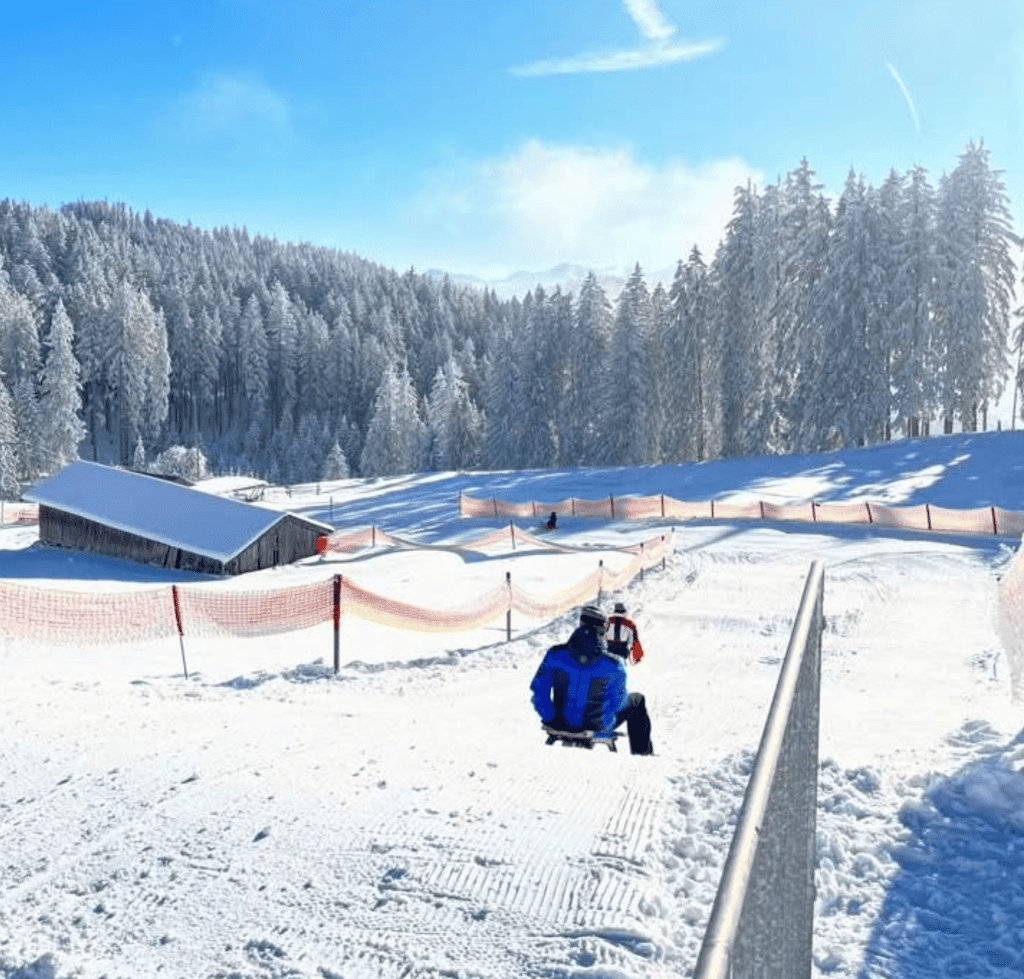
top-left (530, 605), bottom-right (654, 755)
top-left (546, 510), bottom-right (558, 531)
top-left (606, 601), bottom-right (645, 664)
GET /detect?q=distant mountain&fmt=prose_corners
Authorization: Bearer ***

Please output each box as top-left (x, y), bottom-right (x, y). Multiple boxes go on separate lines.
top-left (426, 262), bottom-right (676, 301)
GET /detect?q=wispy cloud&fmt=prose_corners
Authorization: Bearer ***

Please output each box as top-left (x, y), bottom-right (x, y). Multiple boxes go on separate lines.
top-left (510, 0), bottom-right (723, 76)
top-left (886, 61), bottom-right (921, 135)
top-left (175, 73), bottom-right (291, 142)
top-left (406, 139), bottom-right (761, 277)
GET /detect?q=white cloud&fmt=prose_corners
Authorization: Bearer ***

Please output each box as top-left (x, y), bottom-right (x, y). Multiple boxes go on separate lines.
top-left (510, 0), bottom-right (723, 76)
top-left (406, 140), bottom-right (763, 278)
top-left (886, 61), bottom-right (921, 135)
top-left (176, 73), bottom-right (291, 141)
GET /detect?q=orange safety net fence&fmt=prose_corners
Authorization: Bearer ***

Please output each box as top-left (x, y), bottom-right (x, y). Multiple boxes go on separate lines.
top-left (175, 580), bottom-right (334, 638)
top-left (0, 581), bottom-right (178, 645)
top-left (0, 503), bottom-right (39, 526)
top-left (342, 576), bottom-right (510, 633)
top-left (461, 493), bottom-right (1022, 538)
top-left (0, 528), bottom-right (672, 645)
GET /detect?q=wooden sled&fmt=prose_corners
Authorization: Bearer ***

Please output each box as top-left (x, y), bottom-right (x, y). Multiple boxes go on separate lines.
top-left (543, 725), bottom-right (620, 752)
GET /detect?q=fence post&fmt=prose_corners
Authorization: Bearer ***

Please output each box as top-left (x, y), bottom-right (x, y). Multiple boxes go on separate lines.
top-left (333, 574), bottom-right (342, 674)
top-left (532, 501), bottom-right (536, 517)
top-left (598, 559), bottom-right (604, 602)
top-left (572, 498), bottom-right (576, 516)
top-left (493, 497), bottom-right (498, 517)
top-left (506, 571), bottom-right (512, 642)
top-left (372, 525), bottom-right (376, 547)
top-left (662, 535), bottom-right (666, 571)
top-left (511, 519), bottom-right (516, 550)
top-left (865, 502), bottom-right (873, 524)
top-left (760, 501), bottom-right (765, 519)
top-left (171, 585), bottom-right (189, 680)
top-left (811, 501), bottom-right (817, 522)
top-left (992, 506), bottom-right (999, 535)
top-left (926, 504), bottom-right (932, 530)
top-left (711, 499), bottom-right (715, 520)
top-left (610, 494), bottom-right (615, 519)
top-left (640, 542), bottom-right (645, 581)
top-left (661, 494), bottom-right (665, 518)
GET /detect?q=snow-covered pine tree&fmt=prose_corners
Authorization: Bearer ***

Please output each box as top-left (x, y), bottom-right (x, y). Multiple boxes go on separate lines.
top-left (481, 301), bottom-right (525, 469)
top-left (514, 288), bottom-right (561, 469)
top-left (321, 441), bottom-right (350, 481)
top-left (0, 372), bottom-right (21, 498)
top-left (37, 298), bottom-right (85, 472)
top-left (560, 272), bottom-right (612, 466)
top-left (0, 281), bottom-right (41, 388)
top-left (685, 247), bottom-right (718, 460)
top-left (359, 362), bottom-right (426, 477)
top-left (438, 357), bottom-right (483, 471)
top-left (133, 433), bottom-right (146, 470)
top-left (887, 166), bottom-right (937, 438)
top-left (934, 140), bottom-right (1017, 432)
top-left (803, 171), bottom-right (890, 450)
top-left (749, 180), bottom-right (783, 453)
top-left (601, 264), bottom-right (654, 467)
top-left (712, 184), bottom-right (759, 458)
top-left (775, 159), bottom-right (832, 453)
top-left (646, 282), bottom-right (669, 464)
top-left (266, 281), bottom-right (298, 430)
top-left (239, 294), bottom-right (269, 432)
top-left (12, 377), bottom-right (43, 480)
top-left (424, 364), bottom-right (452, 471)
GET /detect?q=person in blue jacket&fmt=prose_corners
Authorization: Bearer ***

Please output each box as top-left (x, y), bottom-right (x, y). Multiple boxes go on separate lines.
top-left (531, 604), bottom-right (654, 755)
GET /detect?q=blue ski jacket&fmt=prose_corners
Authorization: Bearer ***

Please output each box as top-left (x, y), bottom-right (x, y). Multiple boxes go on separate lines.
top-left (530, 625), bottom-right (628, 734)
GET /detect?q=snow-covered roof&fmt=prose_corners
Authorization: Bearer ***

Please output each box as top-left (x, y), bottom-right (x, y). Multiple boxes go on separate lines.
top-left (23, 462), bottom-right (332, 564)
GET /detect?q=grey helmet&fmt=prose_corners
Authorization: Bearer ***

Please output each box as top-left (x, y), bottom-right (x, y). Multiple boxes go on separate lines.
top-left (579, 604), bottom-right (606, 630)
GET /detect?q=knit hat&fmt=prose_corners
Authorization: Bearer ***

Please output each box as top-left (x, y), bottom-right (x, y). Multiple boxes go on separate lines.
top-left (579, 604), bottom-right (606, 630)
top-left (613, 602), bottom-right (627, 614)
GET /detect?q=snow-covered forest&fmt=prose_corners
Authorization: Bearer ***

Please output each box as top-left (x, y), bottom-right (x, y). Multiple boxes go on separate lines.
top-left (0, 140), bottom-right (1018, 495)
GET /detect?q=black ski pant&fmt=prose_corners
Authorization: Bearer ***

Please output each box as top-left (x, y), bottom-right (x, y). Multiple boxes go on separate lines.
top-left (614, 692), bottom-right (653, 755)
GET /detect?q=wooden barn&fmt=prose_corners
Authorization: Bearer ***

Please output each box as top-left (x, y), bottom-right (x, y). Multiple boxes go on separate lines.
top-left (23, 462), bottom-right (333, 576)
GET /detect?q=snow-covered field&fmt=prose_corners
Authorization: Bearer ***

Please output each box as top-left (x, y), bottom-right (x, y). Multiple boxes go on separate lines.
top-left (3, 432), bottom-right (1024, 979)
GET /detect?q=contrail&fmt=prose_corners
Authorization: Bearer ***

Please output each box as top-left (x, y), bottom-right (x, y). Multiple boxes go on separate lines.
top-left (510, 0), bottom-right (723, 77)
top-left (886, 61), bottom-right (921, 134)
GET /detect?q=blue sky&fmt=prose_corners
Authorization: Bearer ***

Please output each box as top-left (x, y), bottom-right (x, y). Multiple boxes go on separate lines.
top-left (4, 0), bottom-right (1022, 279)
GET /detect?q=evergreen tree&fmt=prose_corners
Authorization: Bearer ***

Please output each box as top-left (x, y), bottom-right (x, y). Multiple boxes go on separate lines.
top-left (133, 433), bottom-right (146, 469)
top-left (889, 166), bottom-right (938, 437)
top-left (712, 184), bottom-right (759, 457)
top-left (321, 441), bottom-right (350, 480)
top-left (775, 159), bottom-right (832, 453)
top-left (934, 140), bottom-right (1017, 432)
top-left (803, 171), bottom-right (890, 450)
top-left (239, 294), bottom-right (269, 431)
top-left (561, 272), bottom-right (613, 465)
top-left (602, 265), bottom-right (654, 467)
top-left (12, 377), bottom-right (43, 480)
top-left (0, 372), bottom-right (20, 497)
top-left (37, 298), bottom-right (85, 471)
top-left (359, 363), bottom-right (425, 477)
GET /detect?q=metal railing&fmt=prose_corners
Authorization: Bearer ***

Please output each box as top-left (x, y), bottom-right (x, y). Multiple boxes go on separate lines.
top-left (693, 559), bottom-right (824, 979)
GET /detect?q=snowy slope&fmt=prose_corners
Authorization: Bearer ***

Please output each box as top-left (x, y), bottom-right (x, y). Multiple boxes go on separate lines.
top-left (2, 431), bottom-right (1023, 979)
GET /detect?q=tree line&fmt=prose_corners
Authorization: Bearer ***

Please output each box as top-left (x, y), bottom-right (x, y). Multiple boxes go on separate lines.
top-left (0, 139), bottom-right (1018, 496)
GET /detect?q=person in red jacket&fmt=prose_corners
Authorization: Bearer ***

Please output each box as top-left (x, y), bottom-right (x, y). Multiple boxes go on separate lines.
top-left (606, 602), bottom-right (644, 664)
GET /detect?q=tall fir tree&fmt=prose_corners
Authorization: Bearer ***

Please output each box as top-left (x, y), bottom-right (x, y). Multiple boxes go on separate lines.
top-left (934, 140), bottom-right (1017, 432)
top-left (37, 298), bottom-right (85, 471)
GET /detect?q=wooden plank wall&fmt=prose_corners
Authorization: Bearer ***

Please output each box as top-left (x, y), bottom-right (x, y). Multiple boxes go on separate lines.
top-left (39, 506), bottom-right (224, 575)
